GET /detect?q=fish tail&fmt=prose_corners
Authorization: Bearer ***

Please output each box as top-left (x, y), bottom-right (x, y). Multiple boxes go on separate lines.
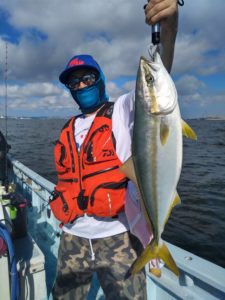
top-left (130, 240), bottom-right (179, 277)
top-left (157, 242), bottom-right (180, 277)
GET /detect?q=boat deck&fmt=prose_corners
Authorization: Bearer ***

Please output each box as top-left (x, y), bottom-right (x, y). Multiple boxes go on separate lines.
top-left (1, 156), bottom-right (224, 300)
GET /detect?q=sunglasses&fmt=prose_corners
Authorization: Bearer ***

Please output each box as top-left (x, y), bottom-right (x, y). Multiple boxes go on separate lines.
top-left (66, 73), bottom-right (97, 90)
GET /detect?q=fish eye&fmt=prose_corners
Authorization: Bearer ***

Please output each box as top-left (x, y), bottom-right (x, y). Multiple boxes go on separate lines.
top-left (146, 74), bottom-right (154, 85)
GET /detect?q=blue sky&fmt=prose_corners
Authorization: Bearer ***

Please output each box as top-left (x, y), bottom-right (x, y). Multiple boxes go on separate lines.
top-left (0, 0), bottom-right (225, 118)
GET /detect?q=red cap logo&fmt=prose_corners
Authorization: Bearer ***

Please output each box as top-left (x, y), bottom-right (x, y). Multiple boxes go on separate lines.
top-left (68, 58), bottom-right (85, 67)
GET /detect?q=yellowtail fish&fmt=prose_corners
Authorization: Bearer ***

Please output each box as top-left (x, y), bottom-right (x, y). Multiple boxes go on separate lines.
top-left (121, 45), bottom-right (197, 277)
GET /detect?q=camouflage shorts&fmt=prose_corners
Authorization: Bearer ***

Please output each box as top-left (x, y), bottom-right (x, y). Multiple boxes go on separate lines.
top-left (52, 231), bottom-right (147, 300)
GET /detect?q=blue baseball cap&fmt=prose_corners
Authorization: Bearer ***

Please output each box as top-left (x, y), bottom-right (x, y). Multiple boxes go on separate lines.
top-left (59, 54), bottom-right (101, 84)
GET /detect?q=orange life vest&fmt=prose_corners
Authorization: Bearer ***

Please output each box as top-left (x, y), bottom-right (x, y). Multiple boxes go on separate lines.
top-left (51, 102), bottom-right (128, 223)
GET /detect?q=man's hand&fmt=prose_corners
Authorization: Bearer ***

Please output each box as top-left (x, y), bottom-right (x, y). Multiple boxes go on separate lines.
top-left (144, 0), bottom-right (177, 25)
top-left (144, 0), bottom-right (179, 73)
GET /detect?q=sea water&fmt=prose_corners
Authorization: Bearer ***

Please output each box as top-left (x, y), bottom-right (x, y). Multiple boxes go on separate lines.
top-left (1, 118), bottom-right (225, 269)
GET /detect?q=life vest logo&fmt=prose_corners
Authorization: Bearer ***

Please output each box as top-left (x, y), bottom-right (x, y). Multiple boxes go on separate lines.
top-left (68, 58), bottom-right (85, 67)
top-left (102, 149), bottom-right (114, 157)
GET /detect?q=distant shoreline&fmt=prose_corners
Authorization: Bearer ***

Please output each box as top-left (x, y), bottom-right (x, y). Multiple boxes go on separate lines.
top-left (1, 116), bottom-right (225, 121)
top-left (203, 117), bottom-right (225, 121)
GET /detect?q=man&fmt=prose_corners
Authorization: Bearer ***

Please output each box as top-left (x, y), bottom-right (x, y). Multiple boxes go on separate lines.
top-left (52, 1), bottom-right (178, 299)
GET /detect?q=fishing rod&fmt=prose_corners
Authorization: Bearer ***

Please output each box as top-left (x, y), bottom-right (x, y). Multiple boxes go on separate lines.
top-left (4, 42), bottom-right (8, 189)
top-left (144, 0), bottom-right (185, 45)
top-left (151, 0), bottom-right (184, 45)
top-left (0, 42), bottom-right (10, 190)
top-left (152, 22), bottom-right (160, 45)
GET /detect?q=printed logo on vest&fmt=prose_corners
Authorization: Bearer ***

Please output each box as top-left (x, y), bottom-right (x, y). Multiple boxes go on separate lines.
top-left (102, 149), bottom-right (114, 157)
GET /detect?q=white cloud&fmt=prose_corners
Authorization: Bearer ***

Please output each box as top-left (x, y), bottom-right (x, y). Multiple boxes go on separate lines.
top-left (123, 80), bottom-right (135, 92)
top-left (0, 0), bottom-right (147, 82)
top-left (0, 0), bottom-right (225, 117)
top-left (107, 82), bottom-right (122, 100)
top-left (0, 82), bottom-right (62, 98)
top-left (176, 75), bottom-right (206, 96)
top-left (1, 0), bottom-right (224, 81)
top-left (0, 82), bottom-right (74, 113)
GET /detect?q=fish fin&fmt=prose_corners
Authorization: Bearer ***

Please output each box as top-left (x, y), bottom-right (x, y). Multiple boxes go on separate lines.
top-left (119, 157), bottom-right (138, 185)
top-left (182, 120), bottom-right (197, 140)
top-left (131, 243), bottom-right (157, 275)
top-left (149, 268), bottom-right (162, 278)
top-left (160, 121), bottom-right (170, 145)
top-left (164, 192), bottom-right (181, 226)
top-left (130, 241), bottom-right (179, 277)
top-left (171, 192), bottom-right (181, 207)
top-left (158, 242), bottom-right (180, 277)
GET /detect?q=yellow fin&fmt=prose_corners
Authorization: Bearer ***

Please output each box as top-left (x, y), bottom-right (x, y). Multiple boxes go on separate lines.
top-left (119, 157), bottom-right (138, 185)
top-left (182, 120), bottom-right (197, 140)
top-left (172, 193), bottom-right (181, 206)
top-left (164, 192), bottom-right (181, 226)
top-left (150, 268), bottom-right (162, 278)
top-left (159, 243), bottom-right (180, 276)
top-left (160, 121), bottom-right (170, 145)
top-left (131, 241), bottom-right (179, 277)
top-left (131, 244), bottom-right (157, 275)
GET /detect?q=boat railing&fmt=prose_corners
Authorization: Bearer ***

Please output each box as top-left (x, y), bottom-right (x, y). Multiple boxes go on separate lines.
top-left (8, 155), bottom-right (60, 230)
top-left (7, 155), bottom-right (225, 300)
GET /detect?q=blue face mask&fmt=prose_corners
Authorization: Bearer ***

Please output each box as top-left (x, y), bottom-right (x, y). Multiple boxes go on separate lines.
top-left (70, 77), bottom-right (108, 114)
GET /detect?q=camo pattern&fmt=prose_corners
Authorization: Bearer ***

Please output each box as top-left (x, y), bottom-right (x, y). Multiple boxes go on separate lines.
top-left (52, 231), bottom-right (147, 300)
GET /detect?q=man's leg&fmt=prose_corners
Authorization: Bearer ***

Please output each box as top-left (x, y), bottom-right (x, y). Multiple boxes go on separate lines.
top-left (52, 232), bottom-right (93, 300)
top-left (95, 231), bottom-right (147, 300)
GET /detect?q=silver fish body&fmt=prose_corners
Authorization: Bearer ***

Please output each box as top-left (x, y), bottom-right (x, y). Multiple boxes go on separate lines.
top-left (130, 46), bottom-right (183, 276)
top-left (133, 52), bottom-right (182, 244)
top-left (121, 46), bottom-right (196, 277)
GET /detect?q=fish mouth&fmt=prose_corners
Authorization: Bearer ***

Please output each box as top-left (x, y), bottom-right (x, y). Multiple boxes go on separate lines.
top-left (140, 56), bottom-right (149, 63)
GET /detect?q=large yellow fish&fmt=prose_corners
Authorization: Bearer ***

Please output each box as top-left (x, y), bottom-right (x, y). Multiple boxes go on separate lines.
top-left (121, 45), bottom-right (197, 277)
